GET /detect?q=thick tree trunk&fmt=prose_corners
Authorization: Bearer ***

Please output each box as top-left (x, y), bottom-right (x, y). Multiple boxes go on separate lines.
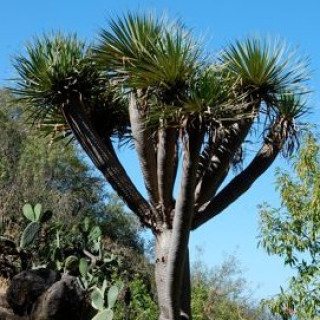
top-left (155, 230), bottom-right (172, 320)
top-left (155, 231), bottom-right (192, 320)
top-left (164, 129), bottom-right (202, 320)
top-left (180, 249), bottom-right (191, 320)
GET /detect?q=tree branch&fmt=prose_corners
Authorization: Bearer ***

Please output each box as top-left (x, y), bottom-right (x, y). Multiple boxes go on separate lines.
top-left (192, 118), bottom-right (287, 230)
top-left (194, 119), bottom-right (253, 207)
top-left (61, 95), bottom-right (154, 229)
top-left (129, 92), bottom-right (160, 207)
top-left (157, 126), bottom-right (178, 227)
top-left (166, 124), bottom-right (204, 319)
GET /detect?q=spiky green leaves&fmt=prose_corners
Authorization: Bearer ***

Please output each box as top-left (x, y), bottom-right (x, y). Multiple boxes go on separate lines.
top-left (13, 34), bottom-right (99, 108)
top-left (274, 92), bottom-right (308, 120)
top-left (221, 38), bottom-right (309, 97)
top-left (95, 13), bottom-right (200, 95)
top-left (12, 34), bottom-right (129, 140)
top-left (11, 14), bottom-right (310, 150)
top-left (221, 38), bottom-right (309, 155)
top-left (273, 93), bottom-right (308, 156)
top-left (185, 67), bottom-right (250, 121)
top-left (95, 15), bottom-right (310, 131)
top-left (95, 13), bottom-right (163, 73)
top-left (12, 34), bottom-right (98, 140)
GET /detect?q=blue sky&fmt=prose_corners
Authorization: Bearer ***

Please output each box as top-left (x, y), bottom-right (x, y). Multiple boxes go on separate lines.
top-left (1, 0), bottom-right (320, 300)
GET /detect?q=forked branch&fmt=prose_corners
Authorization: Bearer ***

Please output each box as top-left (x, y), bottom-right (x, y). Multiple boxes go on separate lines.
top-left (194, 119), bottom-right (253, 206)
top-left (192, 118), bottom-right (288, 230)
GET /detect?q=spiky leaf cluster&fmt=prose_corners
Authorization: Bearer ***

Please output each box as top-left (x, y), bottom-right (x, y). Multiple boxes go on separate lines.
top-left (95, 13), bottom-right (200, 95)
top-left (221, 39), bottom-right (308, 97)
top-left (12, 34), bottom-right (129, 140)
top-left (11, 13), bottom-right (310, 153)
top-left (13, 34), bottom-right (100, 109)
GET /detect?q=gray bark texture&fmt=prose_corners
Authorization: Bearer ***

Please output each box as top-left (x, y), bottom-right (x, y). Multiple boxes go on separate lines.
top-left (155, 232), bottom-right (192, 320)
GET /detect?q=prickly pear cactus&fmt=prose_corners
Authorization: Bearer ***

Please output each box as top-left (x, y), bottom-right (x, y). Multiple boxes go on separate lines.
top-left (91, 309), bottom-right (114, 320)
top-left (91, 287), bottom-right (105, 311)
top-left (22, 203), bottom-right (36, 222)
top-left (79, 258), bottom-right (89, 278)
top-left (20, 221), bottom-right (40, 248)
top-left (90, 280), bottom-right (123, 320)
top-left (107, 285), bottom-right (119, 309)
top-left (33, 203), bottom-right (42, 221)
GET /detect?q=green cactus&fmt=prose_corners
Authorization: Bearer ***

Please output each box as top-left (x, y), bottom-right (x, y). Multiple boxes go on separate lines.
top-left (89, 226), bottom-right (102, 242)
top-left (22, 203), bottom-right (36, 222)
top-left (90, 280), bottom-right (122, 320)
top-left (20, 221), bottom-right (40, 248)
top-left (91, 287), bottom-right (105, 311)
top-left (79, 257), bottom-right (89, 278)
top-left (22, 203), bottom-right (52, 224)
top-left (19, 203), bottom-right (53, 249)
top-left (91, 309), bottom-right (114, 320)
top-left (33, 203), bottom-right (42, 221)
top-left (107, 285), bottom-right (119, 309)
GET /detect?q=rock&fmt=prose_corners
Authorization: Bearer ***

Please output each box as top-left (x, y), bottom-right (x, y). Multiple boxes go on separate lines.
top-left (31, 274), bottom-right (86, 320)
top-left (0, 293), bottom-right (10, 309)
top-left (0, 306), bottom-right (28, 320)
top-left (6, 268), bottom-right (60, 316)
top-left (0, 292), bottom-right (28, 320)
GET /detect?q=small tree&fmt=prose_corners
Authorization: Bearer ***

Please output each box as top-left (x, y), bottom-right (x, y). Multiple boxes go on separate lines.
top-left (11, 13), bottom-right (310, 320)
top-left (259, 133), bottom-right (320, 319)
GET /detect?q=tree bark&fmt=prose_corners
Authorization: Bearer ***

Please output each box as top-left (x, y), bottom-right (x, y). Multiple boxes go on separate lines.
top-left (129, 92), bottom-right (159, 206)
top-left (195, 119), bottom-right (253, 206)
top-left (164, 127), bottom-right (203, 320)
top-left (61, 95), bottom-right (154, 228)
top-left (157, 126), bottom-right (178, 227)
top-left (155, 230), bottom-right (172, 320)
top-left (192, 118), bottom-right (287, 229)
top-left (180, 248), bottom-right (191, 320)
top-left (155, 231), bottom-right (192, 320)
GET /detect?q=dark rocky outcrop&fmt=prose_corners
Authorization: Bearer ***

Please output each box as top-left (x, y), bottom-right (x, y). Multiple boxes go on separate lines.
top-left (31, 274), bottom-right (86, 320)
top-left (0, 290), bottom-right (28, 320)
top-left (3, 269), bottom-right (90, 320)
top-left (6, 269), bottom-right (60, 316)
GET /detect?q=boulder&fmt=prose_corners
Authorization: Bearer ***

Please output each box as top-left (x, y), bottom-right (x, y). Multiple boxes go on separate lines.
top-left (6, 268), bottom-right (60, 316)
top-left (0, 306), bottom-right (28, 320)
top-left (31, 274), bottom-right (86, 320)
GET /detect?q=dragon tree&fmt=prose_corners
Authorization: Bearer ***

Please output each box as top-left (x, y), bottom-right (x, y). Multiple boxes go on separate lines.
top-left (11, 13), bottom-right (310, 320)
